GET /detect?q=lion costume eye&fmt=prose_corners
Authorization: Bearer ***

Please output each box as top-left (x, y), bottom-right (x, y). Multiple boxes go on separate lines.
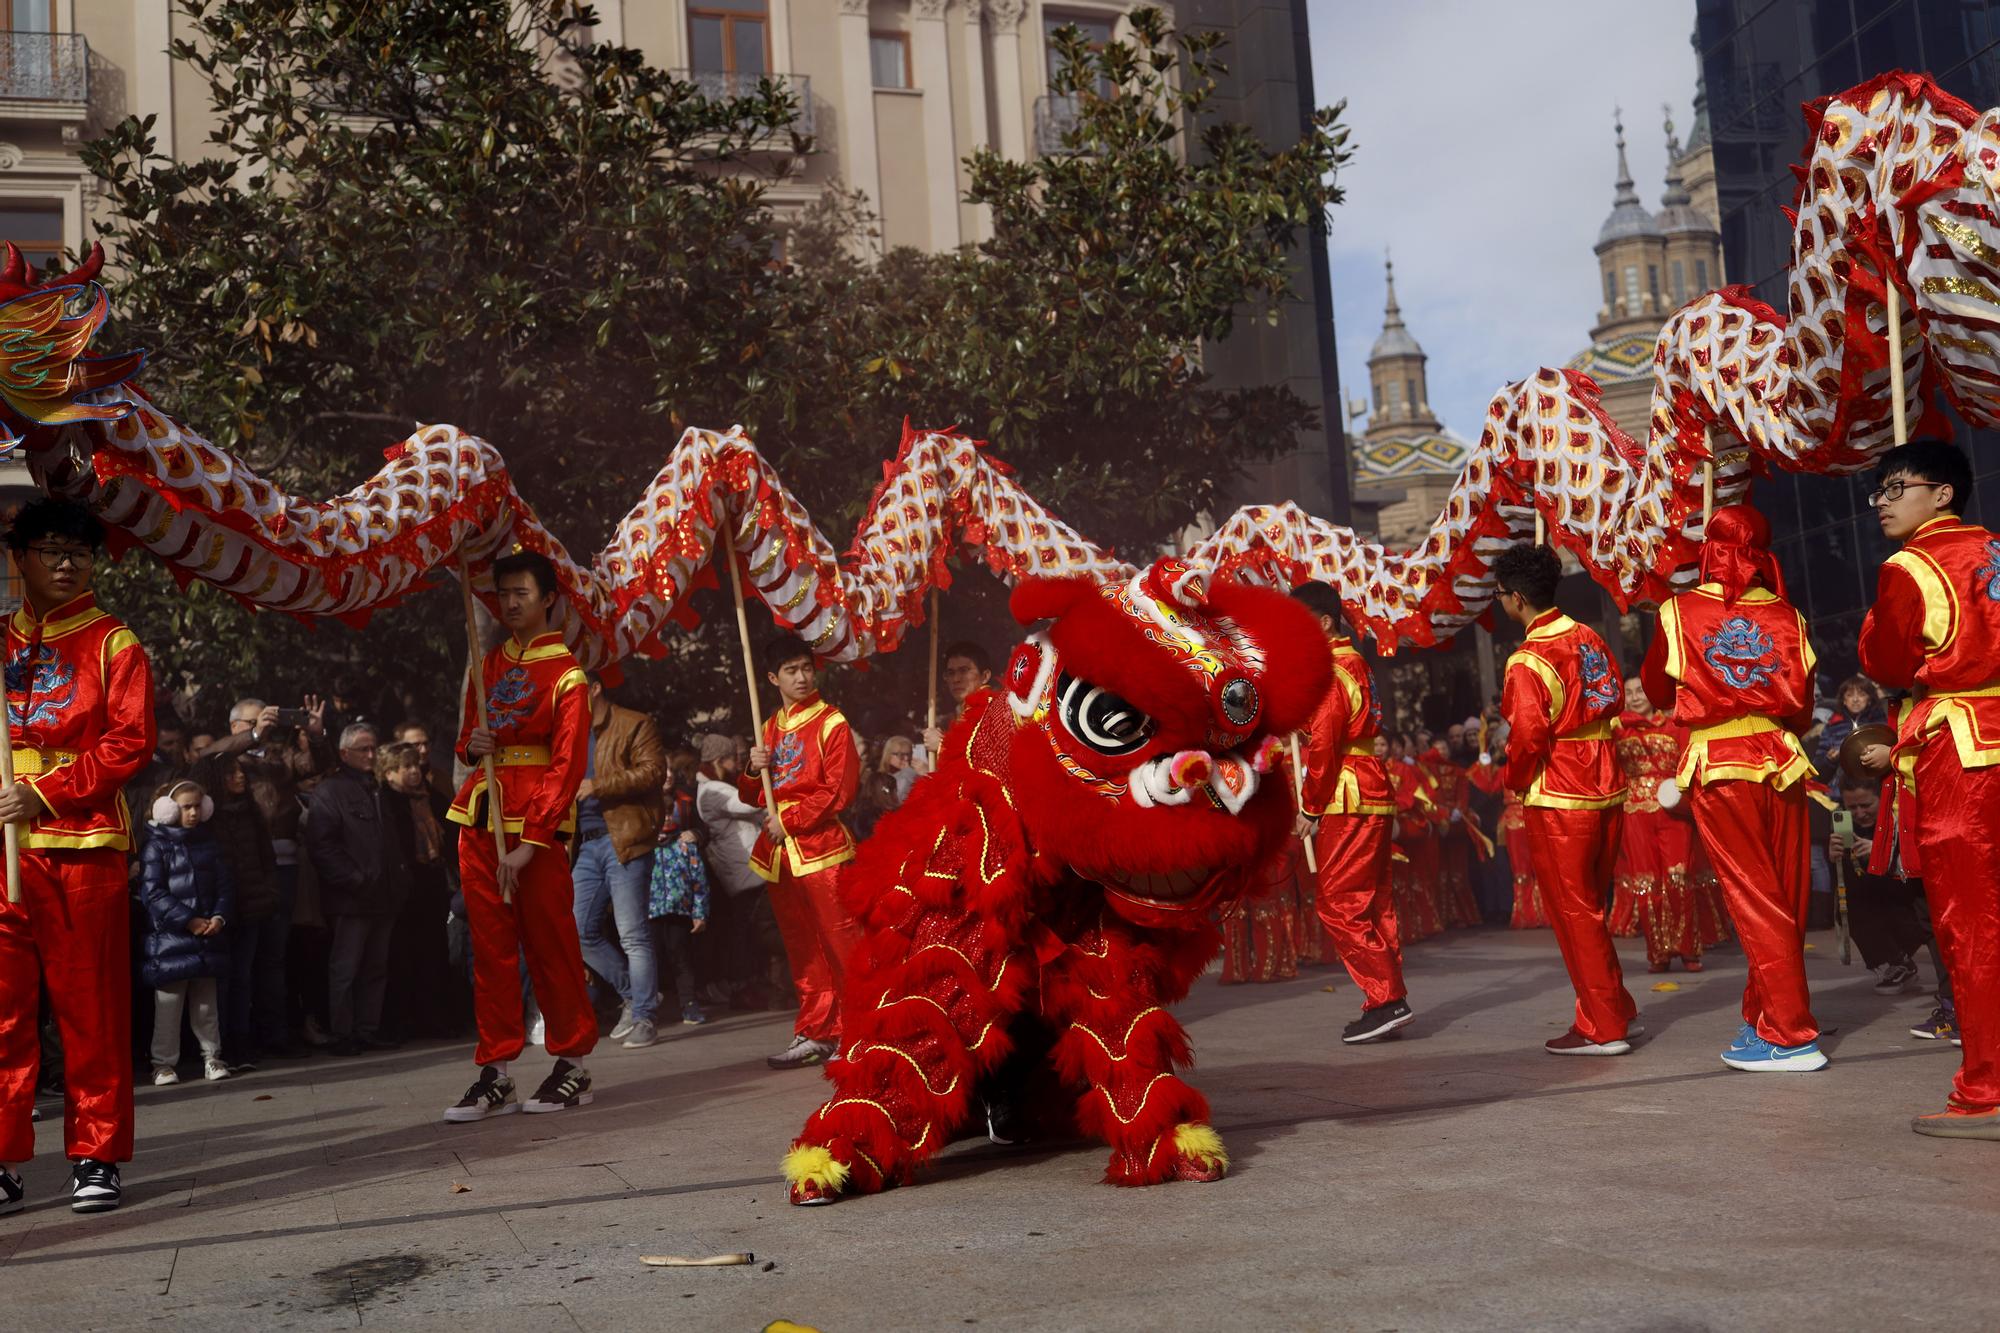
top-left (1057, 673), bottom-right (1155, 755)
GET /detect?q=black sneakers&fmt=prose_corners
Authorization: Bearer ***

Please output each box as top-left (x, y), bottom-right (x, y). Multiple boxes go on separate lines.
top-left (443, 1066), bottom-right (519, 1123)
top-left (523, 1059), bottom-right (593, 1114)
top-left (69, 1159), bottom-right (121, 1214)
top-left (1342, 998), bottom-right (1415, 1045)
top-left (0, 1166), bottom-right (22, 1216)
top-left (985, 1097), bottom-right (1033, 1147)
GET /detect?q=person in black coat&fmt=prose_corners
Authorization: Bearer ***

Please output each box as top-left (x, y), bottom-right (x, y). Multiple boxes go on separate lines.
top-left (304, 724), bottom-right (411, 1056)
top-left (140, 781), bottom-right (235, 1084)
top-left (193, 754), bottom-right (279, 1067)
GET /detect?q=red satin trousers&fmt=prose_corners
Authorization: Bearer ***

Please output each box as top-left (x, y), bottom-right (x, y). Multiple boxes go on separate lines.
top-left (1312, 813), bottom-right (1405, 1009)
top-left (1690, 780), bottom-right (1817, 1047)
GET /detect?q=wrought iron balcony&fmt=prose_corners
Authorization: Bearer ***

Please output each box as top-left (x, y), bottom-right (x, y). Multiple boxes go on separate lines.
top-left (1034, 93), bottom-right (1084, 156)
top-left (0, 31), bottom-right (89, 105)
top-left (672, 69), bottom-right (813, 140)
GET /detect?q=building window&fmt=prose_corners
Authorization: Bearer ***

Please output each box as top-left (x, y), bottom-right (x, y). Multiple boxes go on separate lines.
top-left (1405, 378), bottom-right (1417, 411)
top-left (1603, 268), bottom-right (1616, 306)
top-left (0, 199), bottom-right (63, 276)
top-left (1694, 258), bottom-right (1709, 292)
top-left (1671, 259), bottom-right (1685, 302)
top-left (689, 0), bottom-right (769, 77)
top-left (1044, 10), bottom-right (1115, 92)
top-left (2, 1), bottom-right (54, 31)
top-left (869, 31), bottom-right (911, 89)
top-left (1623, 265), bottom-right (1640, 312)
top-left (1647, 265), bottom-right (1660, 305)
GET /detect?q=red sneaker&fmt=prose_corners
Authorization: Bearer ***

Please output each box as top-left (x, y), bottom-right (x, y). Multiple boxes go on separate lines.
top-left (1912, 1106), bottom-right (2000, 1140)
top-left (1682, 958), bottom-right (1705, 973)
top-left (1544, 1028), bottom-right (1631, 1056)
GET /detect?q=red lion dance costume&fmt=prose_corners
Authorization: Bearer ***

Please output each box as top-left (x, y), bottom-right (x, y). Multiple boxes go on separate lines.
top-left (781, 559), bottom-right (1328, 1204)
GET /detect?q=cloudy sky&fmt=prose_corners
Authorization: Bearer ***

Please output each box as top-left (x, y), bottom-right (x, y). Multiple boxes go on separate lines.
top-left (1307, 0), bottom-right (1705, 441)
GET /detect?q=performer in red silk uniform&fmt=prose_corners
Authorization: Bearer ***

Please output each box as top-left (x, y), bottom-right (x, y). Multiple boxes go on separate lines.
top-left (1388, 745), bottom-right (1442, 942)
top-left (1642, 504), bottom-right (1824, 1073)
top-left (1419, 742), bottom-right (1482, 929)
top-left (1858, 439), bottom-right (2000, 1138)
top-left (1293, 589), bottom-right (1411, 1044)
top-left (0, 501), bottom-right (154, 1215)
top-left (1492, 544), bottom-right (1637, 1056)
top-left (443, 551), bottom-right (597, 1124)
top-left (1614, 679), bottom-right (1726, 973)
top-left (742, 635), bottom-right (862, 1069)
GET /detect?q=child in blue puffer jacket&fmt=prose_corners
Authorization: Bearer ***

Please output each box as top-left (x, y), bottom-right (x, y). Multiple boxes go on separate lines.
top-left (140, 780), bottom-right (236, 1085)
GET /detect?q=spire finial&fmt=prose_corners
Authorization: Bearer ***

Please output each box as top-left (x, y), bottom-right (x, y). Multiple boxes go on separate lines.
top-left (1384, 249), bottom-right (1399, 319)
top-left (1663, 102), bottom-right (1681, 160)
top-left (1612, 109), bottom-right (1640, 206)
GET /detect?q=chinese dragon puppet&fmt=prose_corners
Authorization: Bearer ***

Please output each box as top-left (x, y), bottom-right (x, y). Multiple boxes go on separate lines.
top-left (781, 559), bottom-right (1329, 1202)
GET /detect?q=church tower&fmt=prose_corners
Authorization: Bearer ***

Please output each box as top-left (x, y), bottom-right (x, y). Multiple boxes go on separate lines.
top-left (1591, 114), bottom-right (1666, 344)
top-left (1364, 255), bottom-right (1443, 445)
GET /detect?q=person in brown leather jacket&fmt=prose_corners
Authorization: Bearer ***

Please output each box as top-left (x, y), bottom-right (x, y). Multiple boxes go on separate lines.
top-left (571, 675), bottom-right (667, 1048)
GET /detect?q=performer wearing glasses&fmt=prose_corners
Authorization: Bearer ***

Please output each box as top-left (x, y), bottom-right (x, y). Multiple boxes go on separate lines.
top-left (0, 500), bottom-right (156, 1215)
top-left (1860, 439), bottom-right (2000, 1139)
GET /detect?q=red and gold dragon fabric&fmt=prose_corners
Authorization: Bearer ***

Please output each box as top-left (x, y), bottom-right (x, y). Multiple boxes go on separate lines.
top-left (781, 559), bottom-right (1328, 1204)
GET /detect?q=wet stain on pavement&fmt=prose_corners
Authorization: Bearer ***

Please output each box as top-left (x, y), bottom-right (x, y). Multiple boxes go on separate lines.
top-left (314, 1253), bottom-right (432, 1309)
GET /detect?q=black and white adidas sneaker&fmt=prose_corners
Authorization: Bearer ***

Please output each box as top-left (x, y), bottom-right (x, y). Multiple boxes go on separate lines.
top-left (443, 1066), bottom-right (519, 1123)
top-left (523, 1060), bottom-right (593, 1114)
top-left (69, 1159), bottom-right (121, 1214)
top-left (1, 1165), bottom-right (23, 1216)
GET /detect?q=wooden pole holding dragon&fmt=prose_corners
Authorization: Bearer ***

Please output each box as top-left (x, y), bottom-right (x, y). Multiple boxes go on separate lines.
top-left (724, 522), bottom-right (783, 830)
top-left (459, 554), bottom-right (512, 905)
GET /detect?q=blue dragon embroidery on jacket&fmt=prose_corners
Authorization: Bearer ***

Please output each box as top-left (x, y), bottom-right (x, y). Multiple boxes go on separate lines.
top-left (5, 644), bottom-right (78, 729)
top-left (771, 730), bottom-right (807, 791)
top-left (486, 666), bottom-right (535, 734)
top-left (1577, 642), bottom-right (1619, 710)
top-left (1975, 539), bottom-right (2000, 602)
top-left (1701, 616), bottom-right (1780, 689)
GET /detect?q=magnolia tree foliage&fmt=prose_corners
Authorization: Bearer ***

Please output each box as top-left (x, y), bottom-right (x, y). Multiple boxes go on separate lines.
top-left (79, 0), bottom-right (1349, 737)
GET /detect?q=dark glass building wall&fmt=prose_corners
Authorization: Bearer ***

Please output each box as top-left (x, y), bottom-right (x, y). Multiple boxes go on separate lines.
top-left (1697, 0), bottom-right (2000, 682)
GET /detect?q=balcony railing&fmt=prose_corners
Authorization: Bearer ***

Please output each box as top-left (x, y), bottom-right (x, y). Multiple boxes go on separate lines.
top-left (672, 69), bottom-right (813, 139)
top-left (0, 31), bottom-right (89, 105)
top-left (1034, 93), bottom-right (1083, 156)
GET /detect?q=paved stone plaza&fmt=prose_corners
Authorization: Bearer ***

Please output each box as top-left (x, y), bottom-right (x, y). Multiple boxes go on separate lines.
top-left (5, 927), bottom-right (1998, 1330)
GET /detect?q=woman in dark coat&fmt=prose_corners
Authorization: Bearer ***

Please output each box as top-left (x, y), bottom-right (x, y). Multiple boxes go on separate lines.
top-left (140, 780), bottom-right (236, 1084)
top-left (194, 754), bottom-right (277, 1066)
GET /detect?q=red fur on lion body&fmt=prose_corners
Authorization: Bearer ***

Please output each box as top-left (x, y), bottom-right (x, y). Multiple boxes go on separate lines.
top-left (790, 566), bottom-right (1329, 1199)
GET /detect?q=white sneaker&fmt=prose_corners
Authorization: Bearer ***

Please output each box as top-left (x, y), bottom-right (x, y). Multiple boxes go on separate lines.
top-left (608, 1005), bottom-right (636, 1043)
top-left (152, 1067), bottom-right (179, 1087)
top-left (766, 1035), bottom-right (836, 1070)
top-left (203, 1058), bottom-right (232, 1082)
top-left (620, 1018), bottom-right (658, 1049)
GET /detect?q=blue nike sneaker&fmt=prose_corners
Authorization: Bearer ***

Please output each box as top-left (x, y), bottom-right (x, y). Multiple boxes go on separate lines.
top-left (1721, 1035), bottom-right (1828, 1072)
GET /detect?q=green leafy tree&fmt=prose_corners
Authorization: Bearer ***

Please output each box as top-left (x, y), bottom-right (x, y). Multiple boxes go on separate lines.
top-left (78, 0), bottom-right (1349, 740)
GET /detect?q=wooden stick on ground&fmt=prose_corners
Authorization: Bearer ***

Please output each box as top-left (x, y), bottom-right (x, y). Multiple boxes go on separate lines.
top-left (459, 555), bottom-right (511, 904)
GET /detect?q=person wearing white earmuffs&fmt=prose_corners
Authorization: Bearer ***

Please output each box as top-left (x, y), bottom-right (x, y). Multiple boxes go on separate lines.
top-left (138, 780), bottom-right (236, 1086)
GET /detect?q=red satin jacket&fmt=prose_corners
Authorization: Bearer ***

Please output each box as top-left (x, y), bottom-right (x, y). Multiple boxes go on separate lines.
top-left (1298, 634), bottom-right (1392, 818)
top-left (1859, 514), bottom-right (2000, 769)
top-left (448, 630), bottom-right (589, 848)
top-left (739, 692), bottom-right (858, 881)
top-left (6, 592), bottom-right (155, 851)
top-left (1642, 582), bottom-right (1815, 789)
top-left (1501, 610), bottom-right (1625, 809)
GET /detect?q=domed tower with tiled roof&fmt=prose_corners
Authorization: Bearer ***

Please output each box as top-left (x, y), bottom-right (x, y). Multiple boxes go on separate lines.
top-left (1352, 256), bottom-right (1471, 545)
top-left (1591, 112), bottom-right (1667, 345)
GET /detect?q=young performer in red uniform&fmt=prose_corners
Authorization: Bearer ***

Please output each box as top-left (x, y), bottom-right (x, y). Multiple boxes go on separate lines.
top-left (443, 550), bottom-right (596, 1123)
top-left (1492, 544), bottom-right (1637, 1056)
top-left (1293, 587), bottom-right (1411, 1044)
top-left (1642, 504), bottom-right (1825, 1072)
top-left (926, 639), bottom-right (998, 770)
top-left (744, 635), bottom-right (862, 1070)
top-left (1858, 439), bottom-right (2000, 1138)
top-left (0, 500), bottom-right (154, 1214)
top-left (1613, 678), bottom-right (1724, 974)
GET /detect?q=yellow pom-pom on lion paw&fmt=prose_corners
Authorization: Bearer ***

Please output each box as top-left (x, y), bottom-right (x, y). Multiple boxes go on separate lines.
top-left (782, 1144), bottom-right (849, 1206)
top-left (1170, 1122), bottom-right (1229, 1182)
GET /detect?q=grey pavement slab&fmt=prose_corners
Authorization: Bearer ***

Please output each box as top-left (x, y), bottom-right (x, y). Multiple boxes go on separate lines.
top-left (4, 926), bottom-right (1998, 1330)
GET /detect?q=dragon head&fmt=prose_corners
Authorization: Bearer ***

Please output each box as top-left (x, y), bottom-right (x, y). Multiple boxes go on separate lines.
top-left (987, 557), bottom-right (1330, 925)
top-left (0, 241), bottom-right (143, 451)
